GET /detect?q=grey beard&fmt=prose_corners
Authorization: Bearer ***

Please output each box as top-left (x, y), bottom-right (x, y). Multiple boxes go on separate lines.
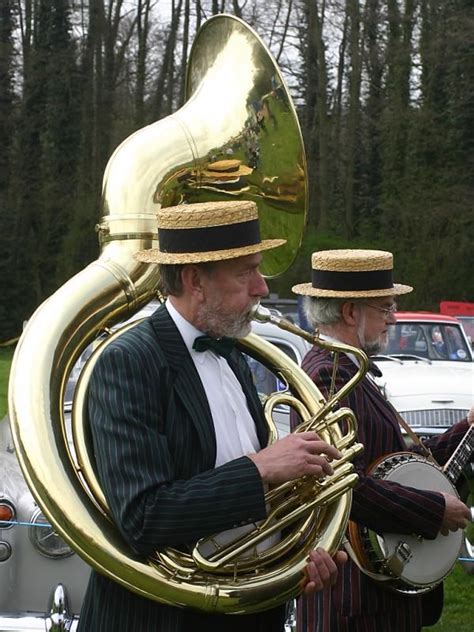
top-left (363, 339), bottom-right (385, 356)
top-left (356, 314), bottom-right (387, 356)
top-left (196, 302), bottom-right (254, 339)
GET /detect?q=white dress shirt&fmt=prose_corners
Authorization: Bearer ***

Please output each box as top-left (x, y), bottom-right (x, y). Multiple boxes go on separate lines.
top-left (166, 300), bottom-right (279, 557)
top-left (166, 300), bottom-right (260, 467)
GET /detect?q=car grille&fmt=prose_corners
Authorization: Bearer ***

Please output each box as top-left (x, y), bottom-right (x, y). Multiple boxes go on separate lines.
top-left (402, 409), bottom-right (469, 428)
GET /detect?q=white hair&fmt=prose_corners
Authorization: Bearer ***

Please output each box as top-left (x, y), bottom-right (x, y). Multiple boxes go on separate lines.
top-left (304, 295), bottom-right (386, 354)
top-left (303, 296), bottom-right (352, 328)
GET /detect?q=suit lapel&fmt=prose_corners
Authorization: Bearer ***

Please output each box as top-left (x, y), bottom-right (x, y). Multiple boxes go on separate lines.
top-left (149, 305), bottom-right (217, 468)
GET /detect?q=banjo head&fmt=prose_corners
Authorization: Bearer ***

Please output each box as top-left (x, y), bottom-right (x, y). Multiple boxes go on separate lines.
top-left (364, 453), bottom-right (463, 592)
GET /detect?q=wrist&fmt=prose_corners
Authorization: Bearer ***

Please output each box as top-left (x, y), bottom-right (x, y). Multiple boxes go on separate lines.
top-left (247, 452), bottom-right (267, 482)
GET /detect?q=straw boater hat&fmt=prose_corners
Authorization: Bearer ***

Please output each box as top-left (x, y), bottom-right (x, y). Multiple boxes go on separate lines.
top-left (198, 159), bottom-right (253, 181)
top-left (292, 249), bottom-right (413, 298)
top-left (135, 200), bottom-right (285, 264)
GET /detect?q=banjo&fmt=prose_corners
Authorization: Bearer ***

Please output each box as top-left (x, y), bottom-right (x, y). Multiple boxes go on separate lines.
top-left (346, 424), bottom-right (474, 594)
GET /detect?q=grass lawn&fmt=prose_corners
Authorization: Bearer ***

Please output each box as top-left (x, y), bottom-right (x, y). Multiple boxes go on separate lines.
top-left (427, 563), bottom-right (474, 631)
top-left (0, 346), bottom-right (473, 627)
top-left (0, 347), bottom-right (14, 418)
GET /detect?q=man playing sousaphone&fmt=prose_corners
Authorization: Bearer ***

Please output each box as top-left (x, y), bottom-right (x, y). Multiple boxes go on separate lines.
top-left (291, 249), bottom-right (473, 632)
top-left (77, 201), bottom-right (347, 632)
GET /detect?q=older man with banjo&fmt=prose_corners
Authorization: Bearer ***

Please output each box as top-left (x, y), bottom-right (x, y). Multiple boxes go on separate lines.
top-left (291, 248), bottom-right (473, 632)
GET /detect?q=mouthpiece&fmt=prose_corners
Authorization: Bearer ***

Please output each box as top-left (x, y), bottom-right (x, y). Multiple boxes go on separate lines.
top-left (250, 302), bottom-right (316, 345)
top-left (250, 303), bottom-right (283, 326)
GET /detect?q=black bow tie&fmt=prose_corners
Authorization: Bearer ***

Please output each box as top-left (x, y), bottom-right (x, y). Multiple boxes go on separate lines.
top-left (368, 360), bottom-right (383, 378)
top-left (193, 335), bottom-right (235, 359)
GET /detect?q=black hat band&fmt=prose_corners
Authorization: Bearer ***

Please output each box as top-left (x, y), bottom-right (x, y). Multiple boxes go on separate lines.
top-left (158, 219), bottom-right (261, 254)
top-left (312, 268), bottom-right (394, 291)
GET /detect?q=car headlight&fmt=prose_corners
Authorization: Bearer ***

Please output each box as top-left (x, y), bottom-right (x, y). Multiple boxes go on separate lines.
top-left (0, 499), bottom-right (16, 529)
top-left (28, 508), bottom-right (74, 559)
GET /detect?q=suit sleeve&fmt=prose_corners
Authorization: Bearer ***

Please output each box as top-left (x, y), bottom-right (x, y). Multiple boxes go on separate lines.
top-left (88, 340), bottom-right (267, 556)
top-left (301, 352), bottom-right (445, 539)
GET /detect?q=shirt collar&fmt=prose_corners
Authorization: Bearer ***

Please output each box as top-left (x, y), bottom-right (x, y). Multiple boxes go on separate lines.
top-left (165, 299), bottom-right (204, 356)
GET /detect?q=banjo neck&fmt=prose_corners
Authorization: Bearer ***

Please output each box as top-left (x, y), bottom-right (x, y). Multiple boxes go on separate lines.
top-left (442, 424), bottom-right (474, 485)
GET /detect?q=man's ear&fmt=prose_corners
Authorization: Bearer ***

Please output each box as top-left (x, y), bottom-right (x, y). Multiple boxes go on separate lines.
top-left (341, 301), bottom-right (359, 326)
top-left (180, 265), bottom-right (204, 299)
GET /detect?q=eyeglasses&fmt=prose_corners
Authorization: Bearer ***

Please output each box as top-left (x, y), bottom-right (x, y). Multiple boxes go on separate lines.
top-left (362, 302), bottom-right (397, 317)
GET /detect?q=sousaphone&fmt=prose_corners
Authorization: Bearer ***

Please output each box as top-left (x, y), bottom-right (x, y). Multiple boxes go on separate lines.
top-left (9, 15), bottom-right (363, 613)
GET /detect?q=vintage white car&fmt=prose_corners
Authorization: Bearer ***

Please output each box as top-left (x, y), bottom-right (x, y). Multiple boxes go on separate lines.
top-left (372, 312), bottom-right (473, 437)
top-left (0, 419), bottom-right (89, 631)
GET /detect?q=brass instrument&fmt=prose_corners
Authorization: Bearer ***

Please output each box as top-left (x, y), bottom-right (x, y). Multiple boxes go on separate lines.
top-left (8, 15), bottom-right (366, 614)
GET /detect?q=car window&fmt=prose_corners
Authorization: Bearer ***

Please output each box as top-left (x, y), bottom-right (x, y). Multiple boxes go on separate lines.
top-left (385, 322), bottom-right (471, 361)
top-left (245, 342), bottom-right (299, 397)
top-left (386, 324), bottom-right (427, 356)
top-left (458, 317), bottom-right (474, 347)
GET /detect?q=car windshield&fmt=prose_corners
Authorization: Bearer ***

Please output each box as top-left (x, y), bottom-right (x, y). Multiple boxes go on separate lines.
top-left (383, 322), bottom-right (472, 361)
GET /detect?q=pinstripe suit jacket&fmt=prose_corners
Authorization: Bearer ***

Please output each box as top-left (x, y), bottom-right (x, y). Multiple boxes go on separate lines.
top-left (77, 305), bottom-right (286, 632)
top-left (294, 347), bottom-right (469, 632)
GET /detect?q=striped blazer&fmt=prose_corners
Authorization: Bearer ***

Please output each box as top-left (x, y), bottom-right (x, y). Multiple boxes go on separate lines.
top-left (293, 346), bottom-right (469, 632)
top-left (77, 305), bottom-right (286, 632)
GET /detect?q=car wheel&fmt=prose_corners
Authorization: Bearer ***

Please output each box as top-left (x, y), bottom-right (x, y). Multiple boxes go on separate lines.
top-left (459, 477), bottom-right (474, 575)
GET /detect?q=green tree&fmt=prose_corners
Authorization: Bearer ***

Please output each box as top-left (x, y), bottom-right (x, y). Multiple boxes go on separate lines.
top-left (0, 0), bottom-right (17, 337)
top-left (299, 0), bottom-right (331, 232)
top-left (8, 0), bottom-right (80, 328)
top-left (342, 0), bottom-right (363, 239)
top-left (359, 0), bottom-right (384, 235)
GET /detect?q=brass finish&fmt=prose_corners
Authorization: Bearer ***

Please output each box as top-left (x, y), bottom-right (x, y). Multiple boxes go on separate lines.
top-left (70, 304), bottom-right (365, 612)
top-left (8, 14), bottom-right (365, 615)
top-left (72, 309), bottom-right (365, 612)
top-left (102, 14), bottom-right (307, 278)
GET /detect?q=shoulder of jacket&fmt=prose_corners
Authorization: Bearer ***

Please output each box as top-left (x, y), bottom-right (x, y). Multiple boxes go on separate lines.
top-left (98, 318), bottom-right (167, 367)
